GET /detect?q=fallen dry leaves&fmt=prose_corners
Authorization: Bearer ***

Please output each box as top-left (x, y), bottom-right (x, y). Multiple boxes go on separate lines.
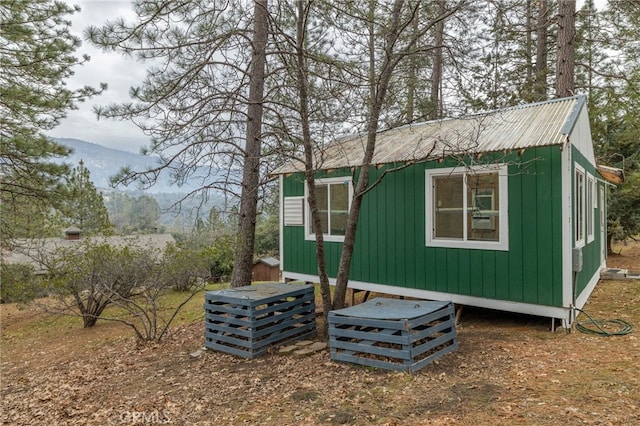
top-left (1, 242), bottom-right (639, 425)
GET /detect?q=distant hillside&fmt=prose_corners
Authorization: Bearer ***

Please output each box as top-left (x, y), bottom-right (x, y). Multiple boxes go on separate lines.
top-left (51, 138), bottom-right (230, 229)
top-left (53, 138), bottom-right (203, 194)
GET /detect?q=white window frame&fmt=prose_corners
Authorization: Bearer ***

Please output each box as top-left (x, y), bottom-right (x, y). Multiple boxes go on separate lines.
top-left (305, 176), bottom-right (353, 242)
top-left (575, 165), bottom-right (586, 248)
top-left (425, 164), bottom-right (509, 251)
top-left (586, 173), bottom-right (595, 243)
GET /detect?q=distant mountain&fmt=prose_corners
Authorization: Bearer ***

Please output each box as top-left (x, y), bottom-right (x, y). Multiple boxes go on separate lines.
top-left (53, 138), bottom-right (204, 194)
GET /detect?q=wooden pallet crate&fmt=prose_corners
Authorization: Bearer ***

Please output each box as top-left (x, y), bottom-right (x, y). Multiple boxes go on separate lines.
top-left (328, 298), bottom-right (458, 373)
top-left (205, 283), bottom-right (316, 358)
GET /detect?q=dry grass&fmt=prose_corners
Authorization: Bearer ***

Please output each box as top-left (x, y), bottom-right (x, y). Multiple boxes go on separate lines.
top-left (1, 241), bottom-right (639, 425)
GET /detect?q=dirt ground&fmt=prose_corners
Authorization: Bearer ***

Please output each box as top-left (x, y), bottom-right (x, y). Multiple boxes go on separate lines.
top-left (1, 242), bottom-right (639, 425)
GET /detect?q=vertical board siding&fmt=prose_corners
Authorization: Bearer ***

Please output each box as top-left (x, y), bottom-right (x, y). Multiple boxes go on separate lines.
top-left (283, 147), bottom-right (564, 307)
top-left (508, 164), bottom-right (525, 303)
top-left (405, 165), bottom-right (418, 288)
top-left (572, 147), bottom-right (601, 297)
top-left (521, 149), bottom-right (540, 303)
top-left (482, 251), bottom-right (496, 299)
top-left (494, 251), bottom-right (510, 300)
top-left (469, 250), bottom-right (484, 297)
top-left (447, 249), bottom-right (459, 294)
top-left (550, 147), bottom-right (564, 306)
top-left (457, 250), bottom-right (471, 295)
top-left (535, 147), bottom-right (556, 305)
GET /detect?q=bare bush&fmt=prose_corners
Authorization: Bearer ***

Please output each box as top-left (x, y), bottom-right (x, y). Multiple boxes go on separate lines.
top-left (46, 240), bottom-right (206, 341)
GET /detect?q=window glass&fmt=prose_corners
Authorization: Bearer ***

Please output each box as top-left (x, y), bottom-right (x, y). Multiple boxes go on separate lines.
top-left (586, 176), bottom-right (594, 241)
top-left (576, 169), bottom-right (584, 243)
top-left (306, 178), bottom-right (351, 240)
top-left (329, 182), bottom-right (349, 236)
top-left (426, 165), bottom-right (507, 250)
top-left (316, 184), bottom-right (328, 234)
top-left (434, 175), bottom-right (463, 239)
top-left (468, 173), bottom-right (499, 241)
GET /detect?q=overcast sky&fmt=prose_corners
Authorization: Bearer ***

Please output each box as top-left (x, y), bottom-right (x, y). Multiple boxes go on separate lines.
top-left (47, 1), bottom-right (149, 153)
top-left (48, 0), bottom-right (604, 154)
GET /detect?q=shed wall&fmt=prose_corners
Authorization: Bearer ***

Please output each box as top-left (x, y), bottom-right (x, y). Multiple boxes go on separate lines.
top-left (572, 145), bottom-right (604, 298)
top-left (282, 146), bottom-right (565, 307)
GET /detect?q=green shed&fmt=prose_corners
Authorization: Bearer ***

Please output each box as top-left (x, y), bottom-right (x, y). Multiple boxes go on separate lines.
top-left (276, 95), bottom-right (614, 328)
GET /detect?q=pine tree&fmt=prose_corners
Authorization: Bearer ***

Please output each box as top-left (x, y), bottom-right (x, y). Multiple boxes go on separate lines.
top-left (230, 0), bottom-right (268, 287)
top-left (0, 0), bottom-right (103, 244)
top-left (60, 160), bottom-right (113, 235)
top-left (586, 1), bottom-right (640, 248)
top-left (556, 0), bottom-right (576, 97)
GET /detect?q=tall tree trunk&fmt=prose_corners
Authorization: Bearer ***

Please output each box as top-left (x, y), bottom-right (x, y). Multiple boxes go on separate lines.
top-left (332, 0), bottom-right (406, 310)
top-left (406, 14), bottom-right (418, 122)
top-left (556, 0), bottom-right (576, 97)
top-left (294, 1), bottom-right (333, 332)
top-left (429, 0), bottom-right (445, 120)
top-left (535, 0), bottom-right (548, 100)
top-left (526, 0), bottom-right (533, 89)
top-left (231, 0), bottom-right (268, 287)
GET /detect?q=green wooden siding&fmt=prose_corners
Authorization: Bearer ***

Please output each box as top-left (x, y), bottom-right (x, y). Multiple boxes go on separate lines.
top-left (283, 146), bottom-right (565, 307)
top-left (572, 146), bottom-right (603, 297)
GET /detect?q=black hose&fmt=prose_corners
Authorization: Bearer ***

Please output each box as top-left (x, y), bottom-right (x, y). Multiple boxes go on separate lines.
top-left (574, 307), bottom-right (634, 336)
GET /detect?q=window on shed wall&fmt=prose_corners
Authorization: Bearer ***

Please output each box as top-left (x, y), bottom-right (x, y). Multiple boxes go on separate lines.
top-left (305, 177), bottom-right (352, 242)
top-left (426, 164), bottom-right (508, 251)
top-left (468, 173), bottom-right (500, 241)
top-left (575, 167), bottom-right (585, 247)
top-left (433, 175), bottom-right (463, 239)
top-left (587, 174), bottom-right (595, 243)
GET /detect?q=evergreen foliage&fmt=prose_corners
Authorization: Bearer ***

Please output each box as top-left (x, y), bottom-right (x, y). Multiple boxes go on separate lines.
top-left (0, 263), bottom-right (44, 304)
top-left (60, 160), bottom-right (113, 235)
top-left (0, 0), bottom-right (104, 244)
top-left (104, 192), bottom-right (163, 234)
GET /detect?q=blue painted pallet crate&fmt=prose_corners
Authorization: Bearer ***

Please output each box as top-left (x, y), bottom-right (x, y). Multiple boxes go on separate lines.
top-left (328, 298), bottom-right (458, 373)
top-left (204, 283), bottom-right (316, 358)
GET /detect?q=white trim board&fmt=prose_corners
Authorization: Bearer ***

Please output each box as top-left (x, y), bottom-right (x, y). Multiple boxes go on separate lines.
top-left (282, 271), bottom-right (572, 323)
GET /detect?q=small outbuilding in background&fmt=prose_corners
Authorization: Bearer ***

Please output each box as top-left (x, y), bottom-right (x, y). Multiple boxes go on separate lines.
top-left (252, 257), bottom-right (280, 282)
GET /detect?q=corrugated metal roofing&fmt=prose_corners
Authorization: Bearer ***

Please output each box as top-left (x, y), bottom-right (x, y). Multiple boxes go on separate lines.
top-left (254, 257), bottom-right (280, 267)
top-left (276, 95), bottom-right (584, 174)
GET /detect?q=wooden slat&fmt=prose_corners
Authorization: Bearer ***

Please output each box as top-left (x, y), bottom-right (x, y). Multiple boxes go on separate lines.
top-left (205, 330), bottom-right (251, 349)
top-left (328, 298), bottom-right (458, 372)
top-left (330, 339), bottom-right (412, 360)
top-left (409, 319), bottom-right (456, 344)
top-left (204, 284), bottom-right (317, 358)
top-left (204, 301), bottom-right (252, 317)
top-left (329, 327), bottom-right (407, 345)
top-left (205, 313), bottom-right (251, 328)
top-left (328, 313), bottom-right (408, 330)
top-left (411, 330), bottom-right (458, 357)
top-left (331, 352), bottom-right (410, 372)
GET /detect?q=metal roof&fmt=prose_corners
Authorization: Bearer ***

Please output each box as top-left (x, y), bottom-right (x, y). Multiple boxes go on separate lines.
top-left (253, 256), bottom-right (280, 267)
top-left (276, 95), bottom-right (585, 174)
top-left (597, 164), bottom-right (624, 185)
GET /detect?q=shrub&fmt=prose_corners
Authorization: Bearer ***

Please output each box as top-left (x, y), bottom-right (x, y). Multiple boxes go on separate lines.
top-left (0, 263), bottom-right (45, 304)
top-left (202, 235), bottom-right (235, 282)
top-left (47, 241), bottom-right (156, 327)
top-left (160, 243), bottom-right (211, 291)
top-left (46, 238), bottom-right (206, 341)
